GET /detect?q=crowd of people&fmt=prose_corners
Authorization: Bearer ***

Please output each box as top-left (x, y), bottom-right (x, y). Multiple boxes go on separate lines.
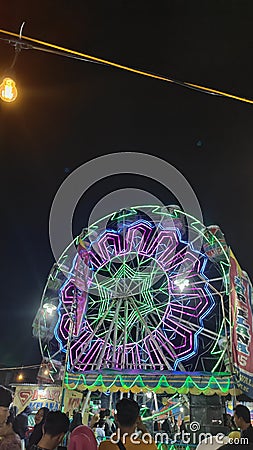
top-left (1, 384), bottom-right (253, 450)
top-left (0, 386), bottom-right (69, 450)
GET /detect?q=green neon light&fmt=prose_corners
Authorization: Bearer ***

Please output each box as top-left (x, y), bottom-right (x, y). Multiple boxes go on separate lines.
top-left (64, 373), bottom-right (231, 394)
top-left (109, 208), bottom-right (139, 221)
top-left (211, 348), bottom-right (227, 373)
top-left (211, 319), bottom-right (226, 356)
top-left (89, 250), bottom-right (169, 345)
top-left (46, 205), bottom-right (232, 376)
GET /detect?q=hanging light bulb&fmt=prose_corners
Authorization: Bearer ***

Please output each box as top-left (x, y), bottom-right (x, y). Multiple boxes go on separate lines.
top-left (43, 297), bottom-right (58, 314)
top-left (0, 23), bottom-right (26, 104)
top-left (0, 77), bottom-right (18, 103)
top-left (17, 372), bottom-right (24, 381)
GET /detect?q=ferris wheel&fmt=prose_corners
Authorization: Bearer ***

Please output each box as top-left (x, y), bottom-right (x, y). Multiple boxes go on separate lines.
top-left (33, 205), bottom-right (230, 379)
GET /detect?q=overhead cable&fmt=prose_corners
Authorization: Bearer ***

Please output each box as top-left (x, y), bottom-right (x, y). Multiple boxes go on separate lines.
top-left (0, 28), bottom-right (252, 105)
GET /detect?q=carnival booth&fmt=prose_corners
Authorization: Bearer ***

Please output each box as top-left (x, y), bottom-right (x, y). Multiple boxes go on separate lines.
top-left (33, 206), bottom-right (253, 436)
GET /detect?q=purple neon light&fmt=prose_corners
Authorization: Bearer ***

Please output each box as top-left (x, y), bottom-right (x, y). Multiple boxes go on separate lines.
top-left (55, 220), bottom-right (215, 371)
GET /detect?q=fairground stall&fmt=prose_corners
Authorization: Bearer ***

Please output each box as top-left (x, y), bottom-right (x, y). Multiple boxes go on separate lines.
top-left (32, 205), bottom-right (253, 436)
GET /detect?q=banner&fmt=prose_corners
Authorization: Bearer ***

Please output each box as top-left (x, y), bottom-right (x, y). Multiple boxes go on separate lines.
top-left (13, 385), bottom-right (61, 413)
top-left (230, 251), bottom-right (253, 398)
top-left (63, 388), bottom-right (83, 416)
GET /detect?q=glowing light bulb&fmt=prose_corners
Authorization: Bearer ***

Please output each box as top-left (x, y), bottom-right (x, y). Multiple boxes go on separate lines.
top-left (0, 77), bottom-right (18, 103)
top-left (43, 302), bottom-right (57, 314)
top-left (17, 373), bottom-right (23, 381)
top-left (174, 278), bottom-right (189, 292)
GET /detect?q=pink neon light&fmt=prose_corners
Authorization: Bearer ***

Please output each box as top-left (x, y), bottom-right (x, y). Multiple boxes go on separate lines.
top-left (125, 224), bottom-right (152, 254)
top-left (55, 220), bottom-right (215, 371)
top-left (170, 291), bottom-right (208, 317)
top-left (97, 233), bottom-right (122, 261)
top-left (146, 230), bottom-right (177, 256)
top-left (136, 344), bottom-right (142, 369)
top-left (145, 337), bottom-right (164, 367)
top-left (157, 320), bottom-right (193, 356)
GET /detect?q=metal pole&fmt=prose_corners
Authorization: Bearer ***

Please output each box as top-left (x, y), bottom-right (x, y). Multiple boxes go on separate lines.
top-left (154, 393), bottom-right (158, 412)
top-left (82, 390), bottom-right (91, 418)
top-left (109, 392), bottom-right (113, 411)
top-left (60, 303), bottom-right (75, 411)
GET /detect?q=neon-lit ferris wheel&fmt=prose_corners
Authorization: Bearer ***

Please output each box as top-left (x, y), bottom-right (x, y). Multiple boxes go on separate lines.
top-left (33, 205), bottom-right (230, 379)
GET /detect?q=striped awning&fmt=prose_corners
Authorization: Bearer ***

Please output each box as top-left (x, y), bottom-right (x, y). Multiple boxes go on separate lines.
top-left (64, 370), bottom-right (241, 396)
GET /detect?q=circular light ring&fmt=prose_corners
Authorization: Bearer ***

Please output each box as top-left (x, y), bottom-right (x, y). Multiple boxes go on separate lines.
top-left (52, 207), bottom-right (228, 372)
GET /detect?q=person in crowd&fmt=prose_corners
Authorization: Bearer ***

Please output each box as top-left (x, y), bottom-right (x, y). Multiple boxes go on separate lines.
top-left (89, 413), bottom-right (100, 429)
top-left (7, 405), bottom-right (17, 424)
top-left (162, 413), bottom-right (176, 438)
top-left (223, 413), bottom-right (236, 432)
top-left (30, 410), bottom-right (69, 450)
top-left (0, 385), bottom-right (21, 450)
top-left (100, 409), bottom-right (116, 437)
top-left (233, 404), bottom-right (253, 442)
top-left (26, 407), bottom-right (49, 450)
top-left (217, 405), bottom-right (253, 450)
top-left (69, 409), bottom-right (83, 433)
top-left (68, 424), bottom-right (97, 450)
top-left (161, 413), bottom-right (171, 434)
top-left (179, 418), bottom-right (186, 438)
top-left (99, 398), bottom-right (157, 449)
top-left (13, 405), bottom-right (32, 440)
top-left (94, 418), bottom-right (106, 444)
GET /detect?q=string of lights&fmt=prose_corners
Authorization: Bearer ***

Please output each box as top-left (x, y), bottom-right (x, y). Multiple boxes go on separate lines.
top-left (0, 28), bottom-right (253, 105)
top-left (0, 364), bottom-right (41, 371)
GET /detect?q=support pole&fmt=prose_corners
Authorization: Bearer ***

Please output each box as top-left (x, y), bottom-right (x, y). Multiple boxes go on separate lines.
top-left (109, 392), bottom-right (113, 411)
top-left (82, 390), bottom-right (91, 419)
top-left (154, 393), bottom-right (158, 412)
top-left (60, 301), bottom-right (75, 411)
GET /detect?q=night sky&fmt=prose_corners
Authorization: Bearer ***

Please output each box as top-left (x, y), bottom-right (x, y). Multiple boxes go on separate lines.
top-left (1, 1), bottom-right (253, 367)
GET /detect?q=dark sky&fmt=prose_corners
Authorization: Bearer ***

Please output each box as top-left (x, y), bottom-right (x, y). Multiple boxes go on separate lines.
top-left (1, 1), bottom-right (253, 367)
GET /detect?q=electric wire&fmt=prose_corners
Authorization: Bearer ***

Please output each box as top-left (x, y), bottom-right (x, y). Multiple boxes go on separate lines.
top-left (0, 364), bottom-right (42, 371)
top-left (0, 28), bottom-right (253, 105)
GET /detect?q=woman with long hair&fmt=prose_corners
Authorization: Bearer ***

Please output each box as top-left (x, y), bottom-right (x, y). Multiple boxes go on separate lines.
top-left (26, 407), bottom-right (49, 450)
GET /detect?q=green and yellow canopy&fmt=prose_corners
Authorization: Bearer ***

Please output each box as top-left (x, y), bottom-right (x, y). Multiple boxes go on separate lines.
top-left (64, 370), bottom-right (240, 396)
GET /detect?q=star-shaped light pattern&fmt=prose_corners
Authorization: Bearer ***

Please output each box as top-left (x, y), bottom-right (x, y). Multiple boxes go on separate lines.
top-left (52, 207), bottom-right (230, 373)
